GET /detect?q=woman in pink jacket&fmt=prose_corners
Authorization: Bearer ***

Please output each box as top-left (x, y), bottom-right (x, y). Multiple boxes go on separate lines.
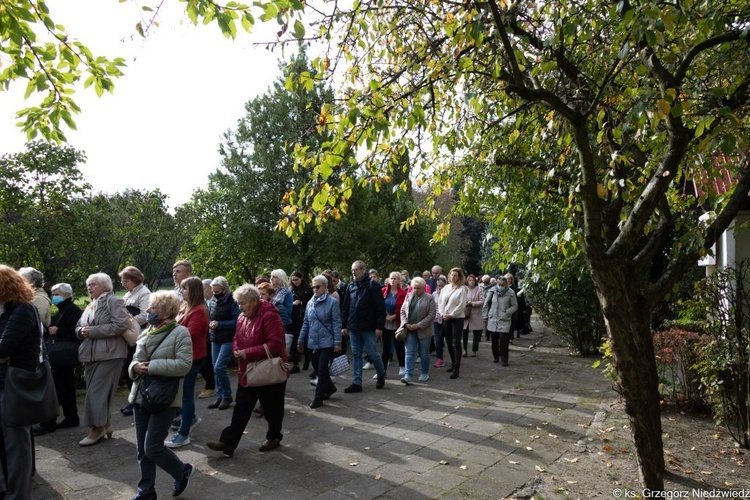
top-left (206, 284), bottom-right (287, 457)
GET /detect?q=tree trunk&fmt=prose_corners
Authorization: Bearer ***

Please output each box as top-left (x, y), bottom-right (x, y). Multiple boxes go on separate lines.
top-left (593, 267), bottom-right (665, 491)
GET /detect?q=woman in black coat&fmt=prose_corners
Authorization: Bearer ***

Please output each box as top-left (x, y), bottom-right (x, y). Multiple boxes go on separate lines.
top-left (0, 264), bottom-right (43, 500)
top-left (34, 283), bottom-right (83, 435)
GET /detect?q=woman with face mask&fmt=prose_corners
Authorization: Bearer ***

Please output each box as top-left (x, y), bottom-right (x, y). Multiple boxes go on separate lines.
top-left (128, 291), bottom-right (194, 500)
top-left (481, 276), bottom-right (519, 366)
top-left (33, 283), bottom-right (83, 436)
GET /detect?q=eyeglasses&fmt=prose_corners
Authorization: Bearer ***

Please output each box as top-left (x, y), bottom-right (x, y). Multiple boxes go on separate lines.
top-left (313, 285), bottom-right (324, 290)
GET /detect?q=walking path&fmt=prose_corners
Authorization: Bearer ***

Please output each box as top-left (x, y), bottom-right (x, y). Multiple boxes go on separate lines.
top-left (32, 319), bottom-right (614, 499)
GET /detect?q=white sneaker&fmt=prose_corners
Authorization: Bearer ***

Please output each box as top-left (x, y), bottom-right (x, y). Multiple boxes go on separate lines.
top-left (363, 362), bottom-right (375, 370)
top-left (400, 377), bottom-right (411, 385)
top-left (418, 374), bottom-right (430, 382)
top-left (398, 367), bottom-right (405, 376)
top-left (373, 373), bottom-right (379, 379)
top-left (310, 378), bottom-right (318, 386)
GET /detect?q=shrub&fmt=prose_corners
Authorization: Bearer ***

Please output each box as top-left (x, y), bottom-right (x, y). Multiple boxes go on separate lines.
top-left (684, 262), bottom-right (750, 448)
top-left (526, 258), bottom-right (605, 356)
top-left (652, 328), bottom-right (703, 408)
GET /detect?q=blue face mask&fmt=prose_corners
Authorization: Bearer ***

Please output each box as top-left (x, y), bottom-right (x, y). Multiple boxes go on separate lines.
top-left (496, 286), bottom-right (506, 293)
top-left (146, 312), bottom-right (161, 326)
top-left (51, 296), bottom-right (64, 305)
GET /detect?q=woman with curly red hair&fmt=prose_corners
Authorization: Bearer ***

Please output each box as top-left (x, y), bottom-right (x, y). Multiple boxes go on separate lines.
top-left (0, 264), bottom-right (42, 500)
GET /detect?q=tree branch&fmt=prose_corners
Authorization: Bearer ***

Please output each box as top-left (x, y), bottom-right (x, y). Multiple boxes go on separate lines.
top-left (675, 30), bottom-right (747, 84)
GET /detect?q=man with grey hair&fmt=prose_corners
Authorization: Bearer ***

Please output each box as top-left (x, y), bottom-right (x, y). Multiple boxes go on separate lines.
top-left (341, 260), bottom-right (387, 393)
top-left (19, 266), bottom-right (51, 326)
top-left (426, 265), bottom-right (442, 292)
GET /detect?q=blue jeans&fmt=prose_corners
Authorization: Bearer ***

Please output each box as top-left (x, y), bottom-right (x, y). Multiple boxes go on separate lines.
top-left (177, 357), bottom-right (205, 436)
top-left (404, 333), bottom-right (431, 379)
top-left (134, 404), bottom-right (184, 497)
top-left (212, 342), bottom-right (233, 400)
top-left (349, 329), bottom-right (385, 386)
top-left (433, 323), bottom-right (444, 360)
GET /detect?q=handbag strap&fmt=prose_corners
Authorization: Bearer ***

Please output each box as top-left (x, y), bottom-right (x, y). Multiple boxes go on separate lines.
top-left (262, 343), bottom-right (273, 359)
top-left (145, 327), bottom-right (176, 362)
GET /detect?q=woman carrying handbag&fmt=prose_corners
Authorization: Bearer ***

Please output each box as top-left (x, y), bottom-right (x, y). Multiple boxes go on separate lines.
top-left (0, 265), bottom-right (45, 500)
top-left (207, 284), bottom-right (288, 458)
top-left (128, 291), bottom-right (194, 500)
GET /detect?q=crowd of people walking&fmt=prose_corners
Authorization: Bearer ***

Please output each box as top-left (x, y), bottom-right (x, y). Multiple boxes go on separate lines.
top-left (0, 259), bottom-right (531, 499)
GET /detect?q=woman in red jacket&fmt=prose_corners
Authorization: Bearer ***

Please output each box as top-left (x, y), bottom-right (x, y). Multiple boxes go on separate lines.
top-left (381, 271), bottom-right (407, 377)
top-left (166, 277), bottom-right (209, 448)
top-left (206, 284), bottom-right (287, 457)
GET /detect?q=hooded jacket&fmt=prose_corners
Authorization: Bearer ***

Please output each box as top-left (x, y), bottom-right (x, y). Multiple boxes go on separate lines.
top-left (481, 285), bottom-right (518, 333)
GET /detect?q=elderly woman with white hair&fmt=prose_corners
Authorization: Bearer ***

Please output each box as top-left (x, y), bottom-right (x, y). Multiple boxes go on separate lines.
top-left (207, 284), bottom-right (287, 457)
top-left (18, 266), bottom-right (51, 327)
top-left (33, 283), bottom-right (84, 436)
top-left (75, 273), bottom-right (130, 446)
top-left (399, 277), bottom-right (436, 385)
top-left (207, 276), bottom-right (240, 411)
top-left (297, 275), bottom-right (341, 408)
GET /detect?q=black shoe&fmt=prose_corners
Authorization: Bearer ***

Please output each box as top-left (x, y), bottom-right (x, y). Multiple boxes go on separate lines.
top-left (310, 399), bottom-right (323, 409)
top-left (308, 371), bottom-right (318, 379)
top-left (208, 398), bottom-right (222, 409)
top-left (323, 385), bottom-right (337, 400)
top-left (259, 438), bottom-right (281, 451)
top-left (302, 361), bottom-right (310, 371)
top-left (289, 365), bottom-right (300, 374)
top-left (121, 404), bottom-right (134, 416)
top-left (218, 398), bottom-right (233, 410)
top-left (450, 370), bottom-right (460, 379)
top-left (172, 463), bottom-right (194, 497)
top-left (376, 375), bottom-right (385, 389)
top-left (501, 361), bottom-right (509, 367)
top-left (57, 419), bottom-right (79, 429)
top-left (32, 425), bottom-right (55, 436)
top-left (446, 366), bottom-right (454, 373)
top-left (344, 383), bottom-right (363, 393)
top-left (493, 358), bottom-right (499, 363)
top-left (206, 440), bottom-right (234, 457)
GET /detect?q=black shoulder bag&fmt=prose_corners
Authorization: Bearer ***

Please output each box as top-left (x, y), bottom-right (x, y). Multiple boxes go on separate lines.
top-left (3, 306), bottom-right (59, 427)
top-left (137, 328), bottom-right (180, 413)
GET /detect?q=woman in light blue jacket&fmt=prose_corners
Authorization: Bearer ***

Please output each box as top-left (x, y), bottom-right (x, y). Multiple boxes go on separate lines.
top-left (297, 275), bottom-right (341, 409)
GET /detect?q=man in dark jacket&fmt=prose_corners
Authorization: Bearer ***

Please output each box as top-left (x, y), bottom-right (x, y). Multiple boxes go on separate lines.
top-left (341, 260), bottom-right (386, 393)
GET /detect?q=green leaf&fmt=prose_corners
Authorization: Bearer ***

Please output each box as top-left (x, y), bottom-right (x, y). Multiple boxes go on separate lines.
top-left (293, 20), bottom-right (305, 39)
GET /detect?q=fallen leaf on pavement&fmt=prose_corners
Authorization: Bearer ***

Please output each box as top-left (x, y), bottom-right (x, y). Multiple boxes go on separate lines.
top-left (535, 466), bottom-right (546, 472)
top-left (509, 461), bottom-right (519, 465)
top-left (349, 462), bottom-right (359, 466)
top-left (549, 433), bottom-right (558, 439)
top-left (439, 460), bottom-right (449, 465)
top-left (375, 474), bottom-right (382, 480)
top-left (526, 447), bottom-right (533, 451)
top-left (563, 457), bottom-right (579, 463)
top-left (460, 465), bottom-right (468, 470)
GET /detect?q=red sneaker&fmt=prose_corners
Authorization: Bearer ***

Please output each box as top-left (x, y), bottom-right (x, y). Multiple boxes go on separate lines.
top-left (433, 359), bottom-right (444, 368)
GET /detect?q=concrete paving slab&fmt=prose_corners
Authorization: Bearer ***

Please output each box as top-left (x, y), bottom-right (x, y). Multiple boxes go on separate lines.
top-left (30, 319), bottom-right (614, 499)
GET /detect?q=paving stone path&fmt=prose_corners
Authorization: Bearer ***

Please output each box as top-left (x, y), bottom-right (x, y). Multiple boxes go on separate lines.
top-left (32, 319), bottom-right (614, 499)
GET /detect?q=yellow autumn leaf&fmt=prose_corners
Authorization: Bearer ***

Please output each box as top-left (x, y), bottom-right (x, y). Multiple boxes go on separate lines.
top-left (597, 184), bottom-right (607, 198)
